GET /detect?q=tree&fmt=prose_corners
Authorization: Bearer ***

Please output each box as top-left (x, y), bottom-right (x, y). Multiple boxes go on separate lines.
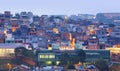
top-left (52, 61), bottom-right (56, 66)
top-left (59, 52), bottom-right (79, 66)
top-left (15, 47), bottom-right (27, 57)
top-left (24, 50), bottom-right (35, 59)
top-left (69, 55), bottom-right (79, 65)
top-left (67, 65), bottom-right (75, 69)
top-left (59, 52), bottom-right (70, 66)
top-left (14, 47), bottom-right (27, 64)
top-left (75, 49), bottom-right (86, 65)
top-left (95, 59), bottom-right (109, 71)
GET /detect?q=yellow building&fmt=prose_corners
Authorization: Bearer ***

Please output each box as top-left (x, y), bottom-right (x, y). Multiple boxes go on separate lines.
top-left (106, 48), bottom-right (120, 53)
top-left (106, 47), bottom-right (120, 61)
top-left (0, 43), bottom-right (25, 57)
top-left (0, 48), bottom-right (14, 57)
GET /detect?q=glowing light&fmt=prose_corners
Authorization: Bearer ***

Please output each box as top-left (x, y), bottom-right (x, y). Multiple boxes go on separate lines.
top-left (71, 38), bottom-right (75, 48)
top-left (53, 28), bottom-right (59, 33)
top-left (40, 55), bottom-right (55, 59)
top-left (92, 36), bottom-right (97, 39)
top-left (7, 63), bottom-right (12, 70)
top-left (12, 27), bottom-right (18, 32)
top-left (113, 44), bottom-right (120, 48)
top-left (4, 30), bottom-right (7, 35)
top-left (48, 47), bottom-right (52, 50)
top-left (89, 30), bottom-right (95, 34)
top-left (46, 61), bottom-right (52, 65)
top-left (60, 46), bottom-right (74, 50)
top-left (106, 48), bottom-right (120, 53)
top-left (106, 34), bottom-right (110, 36)
top-left (69, 33), bottom-right (75, 48)
top-left (0, 49), bottom-right (14, 57)
top-left (56, 61), bottom-right (60, 65)
top-left (107, 29), bottom-right (112, 33)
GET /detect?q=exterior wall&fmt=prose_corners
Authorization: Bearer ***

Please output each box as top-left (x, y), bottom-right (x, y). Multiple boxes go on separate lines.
top-left (61, 32), bottom-right (69, 40)
top-left (110, 32), bottom-right (120, 38)
top-left (88, 45), bottom-right (99, 49)
top-left (0, 43), bottom-right (25, 58)
top-left (0, 48), bottom-right (14, 57)
top-left (88, 35), bottom-right (99, 49)
top-left (37, 50), bottom-right (110, 64)
top-left (85, 50), bottom-right (110, 62)
top-left (0, 38), bottom-right (4, 43)
top-left (106, 47), bottom-right (120, 62)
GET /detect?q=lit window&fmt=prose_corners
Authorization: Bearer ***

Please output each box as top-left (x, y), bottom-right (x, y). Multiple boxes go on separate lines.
top-left (49, 55), bottom-right (55, 58)
top-left (44, 55), bottom-right (48, 58)
top-left (40, 55), bottom-right (45, 58)
top-left (92, 36), bottom-right (96, 39)
top-left (40, 54), bottom-right (55, 59)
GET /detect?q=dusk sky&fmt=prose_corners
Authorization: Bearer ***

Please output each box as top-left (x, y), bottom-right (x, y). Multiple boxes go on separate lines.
top-left (0, 0), bottom-right (120, 15)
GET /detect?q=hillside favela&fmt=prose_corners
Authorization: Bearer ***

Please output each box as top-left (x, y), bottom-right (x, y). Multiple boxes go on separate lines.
top-left (0, 11), bottom-right (120, 71)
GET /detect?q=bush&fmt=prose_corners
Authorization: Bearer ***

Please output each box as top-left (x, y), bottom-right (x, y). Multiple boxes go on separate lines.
top-left (67, 65), bottom-right (75, 69)
top-left (95, 59), bottom-right (109, 71)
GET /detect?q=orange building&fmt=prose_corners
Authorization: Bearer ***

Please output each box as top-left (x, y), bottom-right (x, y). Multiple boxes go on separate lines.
top-left (11, 23), bottom-right (19, 32)
top-left (106, 46), bottom-right (120, 62)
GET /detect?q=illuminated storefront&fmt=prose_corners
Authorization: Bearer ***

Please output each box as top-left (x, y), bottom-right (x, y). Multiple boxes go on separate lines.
top-left (0, 48), bottom-right (14, 57)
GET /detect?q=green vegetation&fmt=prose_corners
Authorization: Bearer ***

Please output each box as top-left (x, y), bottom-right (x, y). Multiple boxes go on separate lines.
top-left (15, 47), bottom-right (27, 57)
top-left (0, 59), bottom-right (14, 70)
top-left (24, 50), bottom-right (36, 59)
top-left (14, 46), bottom-right (36, 65)
top-left (15, 47), bottom-right (35, 59)
top-left (67, 65), bottom-right (75, 69)
top-left (95, 59), bottom-right (109, 71)
top-left (59, 52), bottom-right (70, 65)
top-left (76, 49), bottom-right (86, 65)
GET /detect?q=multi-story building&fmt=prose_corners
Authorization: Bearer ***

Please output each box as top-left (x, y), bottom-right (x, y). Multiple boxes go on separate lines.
top-left (37, 50), bottom-right (110, 65)
top-left (88, 35), bottom-right (99, 49)
top-left (96, 29), bottom-right (107, 49)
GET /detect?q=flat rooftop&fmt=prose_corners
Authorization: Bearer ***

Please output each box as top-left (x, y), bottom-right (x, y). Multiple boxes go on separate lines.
top-left (0, 43), bottom-right (25, 48)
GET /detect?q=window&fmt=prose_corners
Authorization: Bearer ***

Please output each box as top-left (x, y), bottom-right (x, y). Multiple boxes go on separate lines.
top-left (49, 55), bottom-right (55, 58)
top-left (44, 55), bottom-right (48, 58)
top-left (40, 55), bottom-right (45, 58)
top-left (39, 54), bottom-right (55, 59)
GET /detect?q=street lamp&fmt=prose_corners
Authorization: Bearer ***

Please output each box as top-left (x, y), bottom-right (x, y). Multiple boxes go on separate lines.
top-left (7, 63), bottom-right (12, 70)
